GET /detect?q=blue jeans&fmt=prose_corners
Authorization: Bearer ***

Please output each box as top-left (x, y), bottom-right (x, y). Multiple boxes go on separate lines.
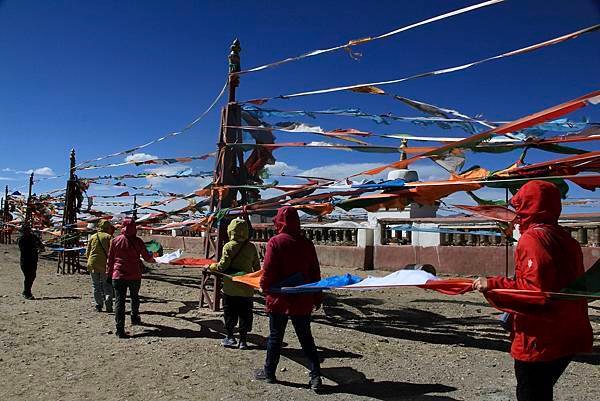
top-left (90, 272), bottom-right (113, 309)
top-left (113, 279), bottom-right (141, 333)
top-left (264, 313), bottom-right (321, 379)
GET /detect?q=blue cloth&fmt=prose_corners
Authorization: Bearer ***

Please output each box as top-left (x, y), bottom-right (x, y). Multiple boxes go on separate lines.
top-left (351, 179), bottom-right (405, 190)
top-left (280, 273), bottom-right (363, 293)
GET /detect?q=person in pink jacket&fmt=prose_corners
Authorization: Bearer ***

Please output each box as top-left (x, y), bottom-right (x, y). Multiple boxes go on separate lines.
top-left (106, 219), bottom-right (155, 338)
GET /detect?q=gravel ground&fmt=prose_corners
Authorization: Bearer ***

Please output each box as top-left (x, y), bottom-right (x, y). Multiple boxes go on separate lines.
top-left (1, 243), bottom-right (598, 401)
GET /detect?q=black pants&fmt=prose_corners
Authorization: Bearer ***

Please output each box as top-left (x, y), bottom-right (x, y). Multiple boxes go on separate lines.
top-left (113, 279), bottom-right (141, 332)
top-left (223, 294), bottom-right (253, 338)
top-left (20, 262), bottom-right (37, 297)
top-left (514, 356), bottom-right (572, 401)
top-left (264, 313), bottom-right (321, 379)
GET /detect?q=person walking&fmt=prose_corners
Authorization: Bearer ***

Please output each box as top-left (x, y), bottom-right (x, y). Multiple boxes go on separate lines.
top-left (473, 180), bottom-right (592, 401)
top-left (254, 206), bottom-right (323, 392)
top-left (17, 223), bottom-right (44, 300)
top-left (106, 218), bottom-right (155, 338)
top-left (209, 218), bottom-right (260, 349)
top-left (85, 219), bottom-right (114, 312)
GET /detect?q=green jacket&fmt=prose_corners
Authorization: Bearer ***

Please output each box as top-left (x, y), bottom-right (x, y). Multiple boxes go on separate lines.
top-left (210, 218), bottom-right (260, 297)
top-left (85, 220), bottom-right (113, 273)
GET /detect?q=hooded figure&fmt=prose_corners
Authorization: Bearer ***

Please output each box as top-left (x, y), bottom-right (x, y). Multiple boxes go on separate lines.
top-left (210, 218), bottom-right (260, 349)
top-left (255, 206), bottom-right (323, 391)
top-left (17, 223), bottom-right (44, 299)
top-left (106, 218), bottom-right (155, 338)
top-left (86, 219), bottom-right (114, 312)
top-left (473, 180), bottom-right (592, 401)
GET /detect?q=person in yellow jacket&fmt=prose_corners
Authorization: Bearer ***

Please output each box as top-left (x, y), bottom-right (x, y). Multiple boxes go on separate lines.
top-left (210, 218), bottom-right (260, 349)
top-left (86, 220), bottom-right (115, 312)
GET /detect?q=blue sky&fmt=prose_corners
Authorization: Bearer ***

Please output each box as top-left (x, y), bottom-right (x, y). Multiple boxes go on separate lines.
top-left (0, 0), bottom-right (599, 213)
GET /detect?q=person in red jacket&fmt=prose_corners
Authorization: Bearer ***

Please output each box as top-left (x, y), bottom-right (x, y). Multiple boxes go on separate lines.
top-left (106, 218), bottom-right (155, 338)
top-left (254, 206), bottom-right (323, 392)
top-left (473, 180), bottom-right (592, 401)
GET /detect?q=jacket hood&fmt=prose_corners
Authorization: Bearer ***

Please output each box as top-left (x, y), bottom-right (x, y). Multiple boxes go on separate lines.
top-left (97, 219), bottom-right (113, 234)
top-left (121, 218), bottom-right (137, 237)
top-left (510, 180), bottom-right (561, 230)
top-left (273, 206), bottom-right (301, 236)
top-left (227, 218), bottom-right (249, 242)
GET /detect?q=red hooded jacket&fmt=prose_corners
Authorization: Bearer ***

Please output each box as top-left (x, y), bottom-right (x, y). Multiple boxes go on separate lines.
top-left (260, 207), bottom-right (322, 315)
top-left (486, 180), bottom-right (592, 362)
top-left (106, 219), bottom-right (154, 280)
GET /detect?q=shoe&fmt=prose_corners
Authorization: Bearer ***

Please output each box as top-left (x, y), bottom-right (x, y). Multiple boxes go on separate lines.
top-left (221, 336), bottom-right (237, 348)
top-left (23, 294), bottom-right (35, 300)
top-left (238, 341), bottom-right (249, 350)
top-left (105, 304), bottom-right (113, 313)
top-left (131, 315), bottom-right (142, 325)
top-left (95, 305), bottom-right (103, 312)
top-left (254, 368), bottom-right (276, 384)
top-left (309, 376), bottom-right (323, 392)
top-left (116, 331), bottom-right (129, 339)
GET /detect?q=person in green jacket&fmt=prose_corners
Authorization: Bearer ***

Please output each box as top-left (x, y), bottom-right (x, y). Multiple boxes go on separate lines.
top-left (86, 220), bottom-right (114, 312)
top-left (210, 218), bottom-right (260, 349)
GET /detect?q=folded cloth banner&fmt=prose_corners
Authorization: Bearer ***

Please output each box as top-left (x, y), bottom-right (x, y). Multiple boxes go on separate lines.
top-left (155, 249), bottom-right (183, 264)
top-left (77, 153), bottom-right (215, 171)
top-left (233, 269), bottom-right (475, 296)
top-left (232, 270), bottom-right (263, 288)
top-left (238, 0), bottom-right (504, 74)
top-left (453, 204), bottom-right (517, 222)
top-left (344, 270), bottom-right (437, 288)
top-left (76, 79), bottom-right (227, 168)
top-left (240, 104), bottom-right (501, 130)
top-left (358, 90), bottom-right (600, 176)
top-left (281, 273), bottom-right (363, 293)
top-left (169, 258), bottom-right (216, 267)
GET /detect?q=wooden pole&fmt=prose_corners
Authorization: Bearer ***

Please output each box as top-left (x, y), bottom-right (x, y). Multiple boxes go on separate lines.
top-left (25, 173), bottom-right (34, 223)
top-left (1, 185), bottom-right (11, 244)
top-left (505, 187), bottom-right (510, 277)
top-left (132, 195), bottom-right (138, 221)
top-left (57, 149), bottom-right (80, 274)
top-left (201, 39), bottom-right (245, 311)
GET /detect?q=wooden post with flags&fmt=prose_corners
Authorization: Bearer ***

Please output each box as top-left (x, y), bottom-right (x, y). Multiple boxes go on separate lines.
top-left (132, 195), bottom-right (138, 221)
top-left (25, 173), bottom-right (34, 223)
top-left (57, 149), bottom-right (81, 274)
top-left (0, 185), bottom-right (11, 244)
top-left (201, 39), bottom-right (247, 311)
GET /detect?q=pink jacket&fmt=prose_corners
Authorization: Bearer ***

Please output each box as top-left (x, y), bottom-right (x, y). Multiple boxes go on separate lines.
top-left (106, 219), bottom-right (154, 280)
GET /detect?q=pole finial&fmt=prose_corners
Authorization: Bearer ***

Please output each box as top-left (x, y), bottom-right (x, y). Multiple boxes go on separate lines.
top-left (229, 39), bottom-right (241, 74)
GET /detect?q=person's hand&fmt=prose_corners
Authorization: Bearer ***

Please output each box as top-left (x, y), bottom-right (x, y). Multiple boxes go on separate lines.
top-left (472, 277), bottom-right (488, 292)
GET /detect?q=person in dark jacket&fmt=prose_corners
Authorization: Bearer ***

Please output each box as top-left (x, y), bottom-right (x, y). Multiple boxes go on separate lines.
top-left (254, 206), bottom-right (323, 392)
top-left (17, 223), bottom-right (44, 300)
top-left (209, 218), bottom-right (261, 349)
top-left (473, 180), bottom-right (592, 401)
top-left (106, 219), bottom-right (155, 338)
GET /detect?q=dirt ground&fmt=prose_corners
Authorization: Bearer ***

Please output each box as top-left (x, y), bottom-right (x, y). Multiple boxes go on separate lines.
top-left (0, 243), bottom-right (598, 401)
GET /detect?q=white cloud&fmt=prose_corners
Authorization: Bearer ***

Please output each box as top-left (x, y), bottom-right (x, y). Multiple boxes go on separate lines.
top-left (2, 166), bottom-right (56, 176)
top-left (125, 153), bottom-right (158, 163)
top-left (300, 163), bottom-right (388, 180)
top-left (29, 167), bottom-right (56, 176)
top-left (0, 176), bottom-right (17, 181)
top-left (265, 161), bottom-right (301, 176)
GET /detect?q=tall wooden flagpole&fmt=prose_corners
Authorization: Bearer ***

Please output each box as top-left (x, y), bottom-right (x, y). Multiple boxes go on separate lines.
top-left (201, 39), bottom-right (247, 311)
top-left (57, 149), bottom-right (81, 274)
